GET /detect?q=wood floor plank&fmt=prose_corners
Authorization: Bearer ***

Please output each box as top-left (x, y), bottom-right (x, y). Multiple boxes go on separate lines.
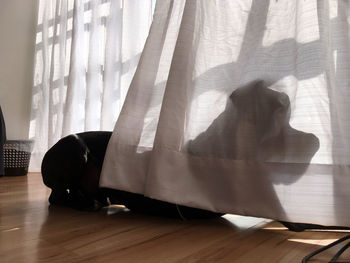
top-left (0, 173), bottom-right (349, 263)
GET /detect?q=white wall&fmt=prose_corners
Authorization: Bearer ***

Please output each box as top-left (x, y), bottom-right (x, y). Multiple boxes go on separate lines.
top-left (0, 0), bottom-right (39, 139)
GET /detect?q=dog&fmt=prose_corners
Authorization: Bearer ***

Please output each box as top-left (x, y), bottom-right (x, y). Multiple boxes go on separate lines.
top-left (41, 131), bottom-right (221, 219)
top-left (41, 131), bottom-right (112, 210)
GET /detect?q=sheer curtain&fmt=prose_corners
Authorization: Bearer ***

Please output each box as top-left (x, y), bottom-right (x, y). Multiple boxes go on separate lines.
top-left (29, 0), bottom-right (154, 171)
top-left (101, 0), bottom-right (350, 226)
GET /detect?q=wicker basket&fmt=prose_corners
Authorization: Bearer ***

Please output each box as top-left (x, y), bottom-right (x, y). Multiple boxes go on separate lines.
top-left (4, 140), bottom-right (34, 176)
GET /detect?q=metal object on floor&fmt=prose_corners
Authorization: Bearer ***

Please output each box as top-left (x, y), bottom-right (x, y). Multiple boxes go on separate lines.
top-left (302, 234), bottom-right (350, 263)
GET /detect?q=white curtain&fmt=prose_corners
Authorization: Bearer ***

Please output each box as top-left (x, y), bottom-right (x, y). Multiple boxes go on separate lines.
top-left (29, 0), bottom-right (154, 171)
top-left (101, 0), bottom-right (350, 226)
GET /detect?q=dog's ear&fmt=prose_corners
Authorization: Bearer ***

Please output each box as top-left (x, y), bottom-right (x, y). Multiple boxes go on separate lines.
top-left (229, 80), bottom-right (265, 103)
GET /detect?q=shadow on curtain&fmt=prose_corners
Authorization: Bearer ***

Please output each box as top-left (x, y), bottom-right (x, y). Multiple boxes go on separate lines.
top-left (100, 0), bottom-right (350, 226)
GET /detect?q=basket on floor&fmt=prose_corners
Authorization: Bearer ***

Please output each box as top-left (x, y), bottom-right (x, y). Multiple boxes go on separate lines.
top-left (4, 140), bottom-right (34, 176)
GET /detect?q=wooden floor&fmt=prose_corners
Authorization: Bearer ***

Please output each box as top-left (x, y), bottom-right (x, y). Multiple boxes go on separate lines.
top-left (0, 174), bottom-right (349, 263)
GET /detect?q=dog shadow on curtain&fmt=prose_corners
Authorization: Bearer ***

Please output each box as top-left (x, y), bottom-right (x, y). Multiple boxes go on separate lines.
top-left (186, 80), bottom-right (320, 218)
top-left (121, 0), bottom-right (326, 219)
top-left (173, 0), bottom-right (327, 219)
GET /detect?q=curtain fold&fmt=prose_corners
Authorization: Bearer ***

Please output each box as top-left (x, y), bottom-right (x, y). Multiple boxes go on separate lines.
top-left (101, 0), bottom-right (350, 226)
top-left (29, 0), bottom-right (154, 171)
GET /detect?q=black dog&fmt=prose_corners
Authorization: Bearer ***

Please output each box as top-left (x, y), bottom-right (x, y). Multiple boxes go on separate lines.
top-left (42, 131), bottom-right (221, 219)
top-left (42, 131), bottom-right (112, 210)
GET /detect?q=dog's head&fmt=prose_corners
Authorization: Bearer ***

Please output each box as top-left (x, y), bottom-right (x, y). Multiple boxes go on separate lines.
top-left (229, 80), bottom-right (291, 143)
top-left (41, 134), bottom-right (88, 191)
